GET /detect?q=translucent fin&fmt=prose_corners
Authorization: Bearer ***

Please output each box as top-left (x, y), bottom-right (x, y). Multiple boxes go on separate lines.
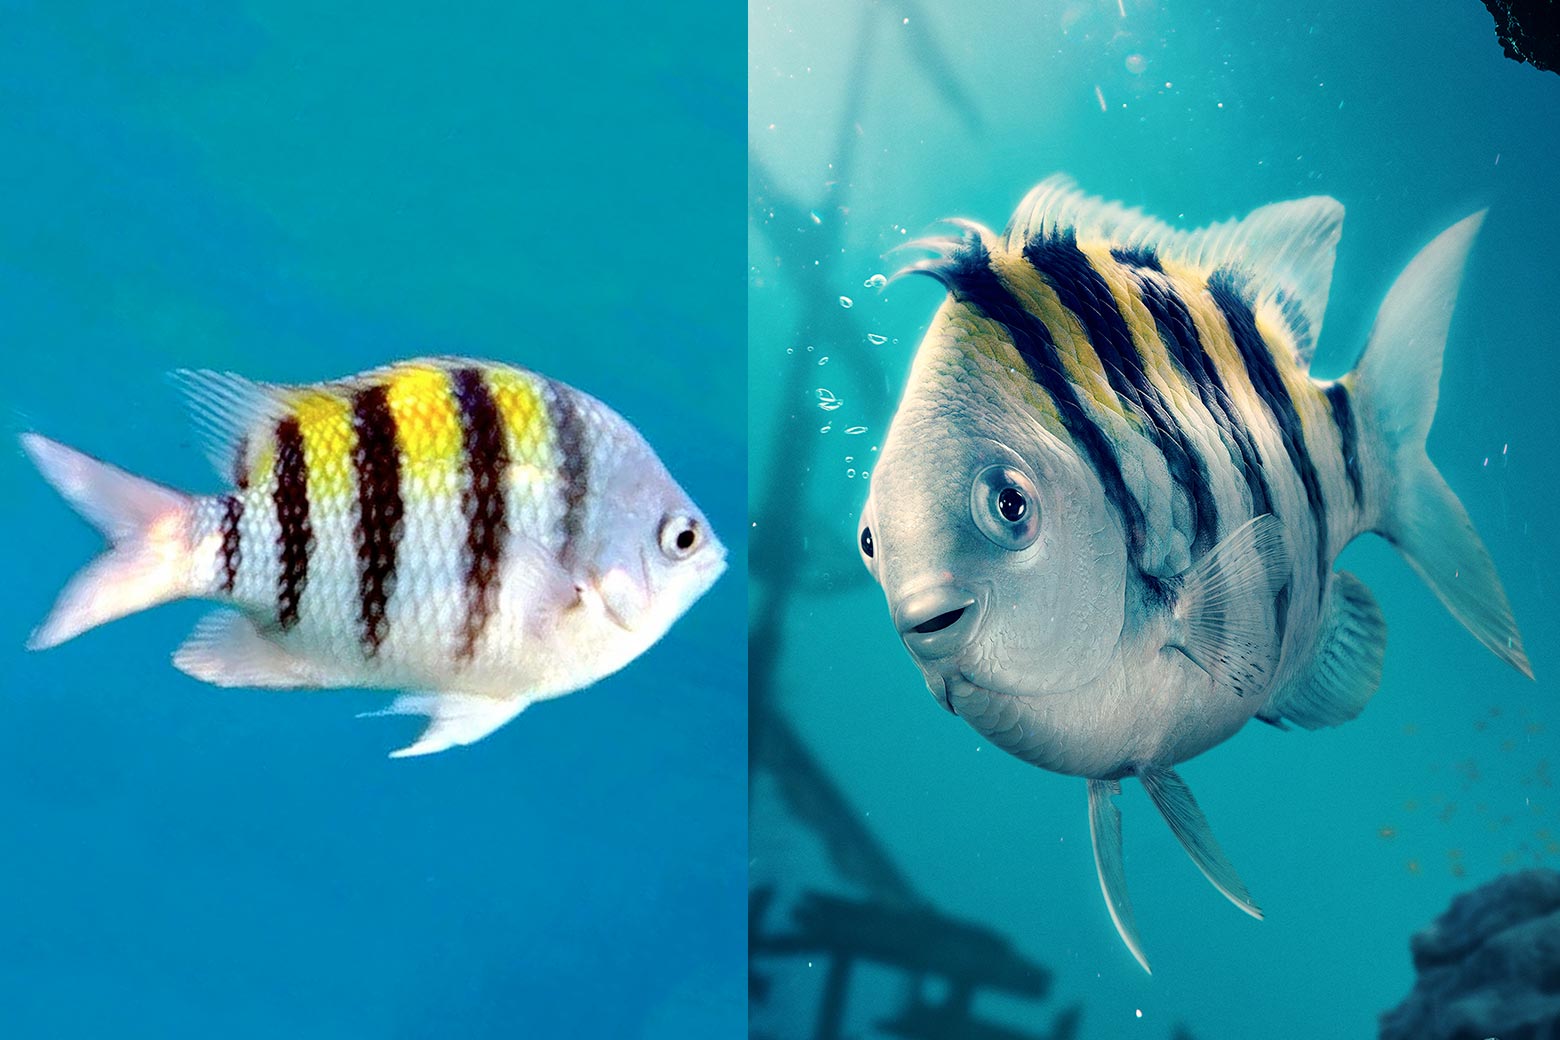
top-left (1087, 778), bottom-right (1151, 975)
top-left (1168, 514), bottom-right (1290, 697)
top-left (21, 433), bottom-right (193, 649)
top-left (172, 610), bottom-right (343, 689)
top-left (1138, 767), bottom-right (1263, 920)
top-left (1002, 175), bottom-right (1344, 366)
top-left (1264, 572), bottom-right (1387, 729)
top-left (1352, 211), bottom-right (1531, 678)
top-left (170, 368), bottom-right (290, 483)
top-left (359, 692), bottom-right (527, 759)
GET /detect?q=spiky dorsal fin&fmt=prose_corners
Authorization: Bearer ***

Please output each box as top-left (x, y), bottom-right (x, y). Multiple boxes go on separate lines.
top-left (171, 368), bottom-right (293, 486)
top-left (1001, 175), bottom-right (1345, 369)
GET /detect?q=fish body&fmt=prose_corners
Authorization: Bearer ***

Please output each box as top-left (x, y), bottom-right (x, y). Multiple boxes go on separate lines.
top-left (859, 178), bottom-right (1530, 970)
top-left (24, 357), bottom-right (726, 757)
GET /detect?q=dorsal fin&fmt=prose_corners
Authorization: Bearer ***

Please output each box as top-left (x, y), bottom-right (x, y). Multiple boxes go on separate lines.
top-left (1001, 175), bottom-right (1345, 369)
top-left (171, 369), bottom-right (291, 485)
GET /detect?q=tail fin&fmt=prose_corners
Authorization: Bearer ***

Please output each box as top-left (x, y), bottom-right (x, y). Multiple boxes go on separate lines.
top-left (1352, 211), bottom-right (1532, 678)
top-left (21, 433), bottom-right (195, 650)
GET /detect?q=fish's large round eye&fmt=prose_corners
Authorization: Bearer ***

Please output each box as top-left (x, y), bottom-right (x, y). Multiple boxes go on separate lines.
top-left (658, 514), bottom-right (701, 561)
top-left (857, 503), bottom-right (878, 574)
top-left (971, 464), bottom-right (1041, 551)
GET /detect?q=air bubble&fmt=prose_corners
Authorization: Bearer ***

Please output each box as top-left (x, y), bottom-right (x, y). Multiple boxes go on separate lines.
top-left (845, 426), bottom-right (867, 435)
top-left (815, 388), bottom-right (842, 411)
top-left (864, 273), bottom-right (888, 289)
top-left (867, 333), bottom-right (887, 345)
top-left (839, 296), bottom-right (854, 309)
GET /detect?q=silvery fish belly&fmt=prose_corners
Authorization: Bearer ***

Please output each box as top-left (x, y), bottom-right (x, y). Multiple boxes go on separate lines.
top-left (22, 357), bottom-right (726, 758)
top-left (858, 176), bottom-right (1531, 972)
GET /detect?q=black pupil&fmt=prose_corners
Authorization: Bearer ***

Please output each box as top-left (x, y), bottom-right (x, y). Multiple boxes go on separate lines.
top-left (997, 486), bottom-right (1027, 523)
top-left (860, 527), bottom-right (874, 558)
top-left (675, 527), bottom-right (696, 551)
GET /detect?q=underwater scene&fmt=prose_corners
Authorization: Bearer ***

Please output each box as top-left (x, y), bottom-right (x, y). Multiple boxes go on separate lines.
top-left (750, 1), bottom-right (1559, 1038)
top-left (0, 4), bottom-right (744, 1037)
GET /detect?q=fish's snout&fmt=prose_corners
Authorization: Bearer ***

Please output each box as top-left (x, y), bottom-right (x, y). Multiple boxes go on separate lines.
top-left (895, 585), bottom-right (980, 661)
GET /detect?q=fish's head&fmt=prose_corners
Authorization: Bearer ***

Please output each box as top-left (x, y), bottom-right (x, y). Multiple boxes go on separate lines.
top-left (574, 410), bottom-right (727, 650)
top-left (860, 345), bottom-right (1127, 717)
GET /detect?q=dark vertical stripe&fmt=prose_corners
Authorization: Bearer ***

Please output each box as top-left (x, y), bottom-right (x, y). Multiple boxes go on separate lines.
top-left (1209, 270), bottom-right (1329, 594)
top-left (919, 235), bottom-right (1145, 560)
top-left (219, 494), bottom-right (243, 595)
top-left (1323, 382), bottom-right (1364, 505)
top-left (1026, 235), bottom-right (1219, 556)
top-left (231, 434), bottom-right (250, 490)
top-left (545, 379), bottom-right (591, 568)
top-left (273, 417), bottom-right (311, 630)
top-left (452, 367), bottom-right (509, 661)
top-left (1131, 267), bottom-right (1275, 522)
top-left (351, 384), bottom-right (402, 656)
top-left (1110, 245), bottom-right (1162, 272)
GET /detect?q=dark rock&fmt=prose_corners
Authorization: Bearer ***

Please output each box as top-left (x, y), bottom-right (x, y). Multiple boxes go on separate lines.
top-left (1479, 0), bottom-right (1560, 74)
top-left (1381, 869), bottom-right (1560, 1040)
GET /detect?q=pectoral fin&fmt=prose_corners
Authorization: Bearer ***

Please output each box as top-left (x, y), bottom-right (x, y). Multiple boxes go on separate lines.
top-left (359, 692), bottom-right (527, 759)
top-left (1167, 513), bottom-right (1289, 696)
top-left (1139, 766), bottom-right (1262, 920)
top-left (1087, 778), bottom-right (1151, 974)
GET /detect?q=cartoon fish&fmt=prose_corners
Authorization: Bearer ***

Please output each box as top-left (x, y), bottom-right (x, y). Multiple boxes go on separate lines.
top-left (857, 177), bottom-right (1530, 971)
top-left (23, 357), bottom-right (726, 757)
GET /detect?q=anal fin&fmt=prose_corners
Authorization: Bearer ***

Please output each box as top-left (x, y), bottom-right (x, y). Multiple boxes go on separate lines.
top-left (173, 610), bottom-right (340, 688)
top-left (359, 692), bottom-right (527, 759)
top-left (1264, 571), bottom-right (1386, 730)
top-left (1168, 513), bottom-right (1289, 697)
top-left (1139, 766), bottom-right (1262, 920)
top-left (1087, 778), bottom-right (1151, 974)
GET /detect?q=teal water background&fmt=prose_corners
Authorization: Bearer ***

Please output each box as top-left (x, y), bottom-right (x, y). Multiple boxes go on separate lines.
top-left (750, 1), bottom-right (1560, 1037)
top-left (0, 4), bottom-right (744, 1036)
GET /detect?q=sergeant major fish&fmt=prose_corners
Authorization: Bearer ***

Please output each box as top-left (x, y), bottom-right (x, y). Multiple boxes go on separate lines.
top-left (23, 357), bottom-right (726, 757)
top-left (857, 177), bottom-right (1531, 971)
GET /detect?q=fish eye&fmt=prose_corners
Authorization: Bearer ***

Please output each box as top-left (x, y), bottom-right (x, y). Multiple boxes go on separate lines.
top-left (971, 464), bottom-right (1041, 551)
top-left (658, 514), bottom-right (701, 561)
top-left (857, 502), bottom-right (879, 575)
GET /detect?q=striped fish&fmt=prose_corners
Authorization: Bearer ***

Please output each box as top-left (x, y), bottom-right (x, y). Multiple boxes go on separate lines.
top-left (857, 177), bottom-right (1530, 972)
top-left (23, 357), bottom-right (726, 758)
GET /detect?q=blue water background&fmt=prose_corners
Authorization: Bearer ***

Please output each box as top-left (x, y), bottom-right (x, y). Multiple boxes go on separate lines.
top-left (750, 1), bottom-right (1559, 1037)
top-left (0, 4), bottom-right (744, 1036)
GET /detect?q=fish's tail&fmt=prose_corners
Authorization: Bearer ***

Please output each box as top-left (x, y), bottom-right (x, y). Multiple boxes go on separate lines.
top-left (21, 433), bottom-right (196, 650)
top-left (1351, 211), bottom-right (1531, 678)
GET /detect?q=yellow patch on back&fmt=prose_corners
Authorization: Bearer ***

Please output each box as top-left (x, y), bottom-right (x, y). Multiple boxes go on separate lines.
top-left (988, 247), bottom-right (1137, 430)
top-left (485, 366), bottom-right (558, 485)
top-left (290, 388), bottom-right (355, 504)
top-left (384, 363), bottom-right (463, 492)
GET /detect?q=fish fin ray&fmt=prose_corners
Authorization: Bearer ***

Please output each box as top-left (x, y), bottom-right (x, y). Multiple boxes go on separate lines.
top-left (1002, 176), bottom-right (1342, 367)
top-left (1168, 513), bottom-right (1289, 697)
top-left (1138, 766), bottom-right (1263, 920)
top-left (22, 433), bottom-right (193, 649)
top-left (1352, 211), bottom-right (1530, 678)
top-left (170, 368), bottom-right (290, 483)
top-left (359, 692), bottom-right (527, 759)
top-left (1087, 778), bottom-right (1151, 974)
top-left (1266, 572), bottom-right (1386, 729)
top-left (173, 610), bottom-right (338, 688)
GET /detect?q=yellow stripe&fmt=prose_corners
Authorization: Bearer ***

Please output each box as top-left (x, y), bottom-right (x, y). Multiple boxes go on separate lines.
top-left (988, 245), bottom-right (1134, 427)
top-left (485, 365), bottom-right (558, 484)
top-left (932, 301), bottom-right (1067, 435)
top-left (384, 363), bottom-right (463, 491)
top-left (1162, 260), bottom-right (1272, 436)
top-left (290, 388), bottom-right (355, 503)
